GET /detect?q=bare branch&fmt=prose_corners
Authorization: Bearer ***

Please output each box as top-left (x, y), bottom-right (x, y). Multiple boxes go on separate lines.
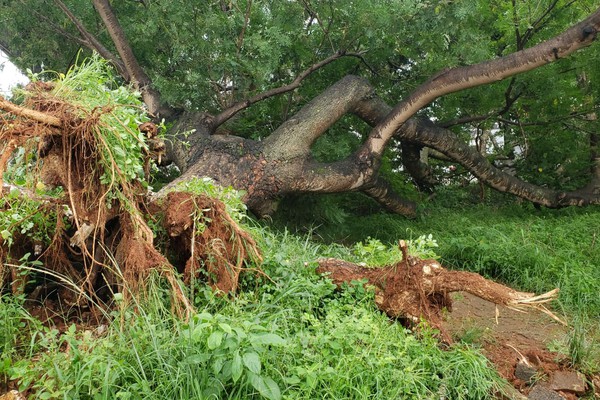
top-left (498, 109), bottom-right (597, 127)
top-left (211, 51), bottom-right (363, 129)
top-left (438, 80), bottom-right (521, 128)
top-left (363, 7), bottom-right (600, 159)
top-left (53, 0), bottom-right (129, 80)
top-left (92, 0), bottom-right (167, 116)
top-left (520, 0), bottom-right (561, 47)
top-left (439, 113), bottom-right (494, 128)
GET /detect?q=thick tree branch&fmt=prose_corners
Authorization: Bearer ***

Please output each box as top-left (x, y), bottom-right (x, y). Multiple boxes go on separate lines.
top-left (92, 0), bottom-right (168, 116)
top-left (262, 73), bottom-right (374, 160)
top-left (400, 142), bottom-right (437, 192)
top-left (53, 0), bottom-right (129, 80)
top-left (211, 51), bottom-right (365, 130)
top-left (364, 7), bottom-right (600, 159)
top-left (362, 177), bottom-right (417, 216)
top-left (399, 118), bottom-right (600, 207)
top-left (346, 75), bottom-right (600, 207)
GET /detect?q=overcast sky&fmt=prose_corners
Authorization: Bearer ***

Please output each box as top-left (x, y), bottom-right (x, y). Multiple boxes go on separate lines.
top-left (0, 51), bottom-right (29, 96)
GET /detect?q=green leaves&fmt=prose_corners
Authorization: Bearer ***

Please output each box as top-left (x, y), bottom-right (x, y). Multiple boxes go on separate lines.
top-left (242, 351), bottom-right (261, 374)
top-left (182, 311), bottom-right (285, 399)
top-left (248, 372), bottom-right (281, 400)
top-left (207, 330), bottom-right (224, 350)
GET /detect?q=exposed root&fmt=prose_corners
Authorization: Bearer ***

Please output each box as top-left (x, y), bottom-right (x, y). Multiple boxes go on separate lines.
top-left (161, 191), bottom-right (262, 295)
top-left (1, 76), bottom-right (262, 323)
top-left (317, 241), bottom-right (561, 343)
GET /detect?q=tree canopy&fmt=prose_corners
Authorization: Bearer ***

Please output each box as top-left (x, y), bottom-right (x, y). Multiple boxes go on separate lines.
top-left (1, 0), bottom-right (600, 216)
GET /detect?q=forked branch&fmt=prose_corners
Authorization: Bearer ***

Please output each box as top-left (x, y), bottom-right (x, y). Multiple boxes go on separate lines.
top-left (317, 241), bottom-right (561, 343)
top-left (211, 51), bottom-right (367, 129)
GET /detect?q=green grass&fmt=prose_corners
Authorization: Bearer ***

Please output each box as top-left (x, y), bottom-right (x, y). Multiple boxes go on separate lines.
top-left (3, 191), bottom-right (600, 398)
top-left (2, 227), bottom-right (508, 399)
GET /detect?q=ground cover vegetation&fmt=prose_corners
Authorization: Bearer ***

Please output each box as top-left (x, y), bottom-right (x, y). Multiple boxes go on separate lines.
top-left (1, 0), bottom-right (600, 398)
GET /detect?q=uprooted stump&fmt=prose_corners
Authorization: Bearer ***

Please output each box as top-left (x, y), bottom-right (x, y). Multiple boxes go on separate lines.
top-left (317, 241), bottom-right (560, 343)
top-left (0, 67), bottom-right (262, 322)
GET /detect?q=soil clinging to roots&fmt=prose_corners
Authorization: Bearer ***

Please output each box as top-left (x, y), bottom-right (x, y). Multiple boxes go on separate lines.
top-left (317, 241), bottom-right (561, 343)
top-left (1, 78), bottom-right (262, 321)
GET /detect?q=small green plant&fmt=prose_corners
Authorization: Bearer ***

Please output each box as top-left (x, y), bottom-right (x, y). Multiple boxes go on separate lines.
top-left (0, 190), bottom-right (59, 248)
top-left (351, 234), bottom-right (439, 266)
top-left (352, 237), bottom-right (402, 266)
top-left (182, 312), bottom-right (285, 400)
top-left (406, 233), bottom-right (439, 259)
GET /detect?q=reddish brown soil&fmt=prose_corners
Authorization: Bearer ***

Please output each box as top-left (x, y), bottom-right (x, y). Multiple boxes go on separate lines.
top-left (443, 292), bottom-right (576, 397)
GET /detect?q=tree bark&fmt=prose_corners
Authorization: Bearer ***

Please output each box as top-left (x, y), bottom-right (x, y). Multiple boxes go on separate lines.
top-left (92, 0), bottom-right (168, 117)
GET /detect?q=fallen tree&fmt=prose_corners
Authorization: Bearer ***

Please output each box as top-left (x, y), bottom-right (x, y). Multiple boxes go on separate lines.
top-left (317, 241), bottom-right (561, 344)
top-left (1, 63), bottom-right (561, 335)
top-left (1, 2), bottom-right (600, 218)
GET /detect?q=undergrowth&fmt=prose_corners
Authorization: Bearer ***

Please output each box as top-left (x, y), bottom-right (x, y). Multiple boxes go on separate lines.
top-left (3, 184), bottom-right (599, 397)
top-left (2, 224), bottom-right (508, 400)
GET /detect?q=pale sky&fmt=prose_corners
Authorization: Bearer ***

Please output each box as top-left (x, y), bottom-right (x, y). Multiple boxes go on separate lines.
top-left (0, 51), bottom-right (29, 96)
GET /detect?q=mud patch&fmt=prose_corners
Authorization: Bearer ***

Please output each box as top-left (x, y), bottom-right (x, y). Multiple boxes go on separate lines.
top-left (444, 293), bottom-right (593, 398)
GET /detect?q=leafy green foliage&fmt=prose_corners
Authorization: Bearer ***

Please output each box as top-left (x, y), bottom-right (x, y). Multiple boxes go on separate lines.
top-left (0, 190), bottom-right (60, 248)
top-left (5, 225), bottom-right (509, 399)
top-left (46, 55), bottom-right (152, 192)
top-left (0, 294), bottom-right (43, 386)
